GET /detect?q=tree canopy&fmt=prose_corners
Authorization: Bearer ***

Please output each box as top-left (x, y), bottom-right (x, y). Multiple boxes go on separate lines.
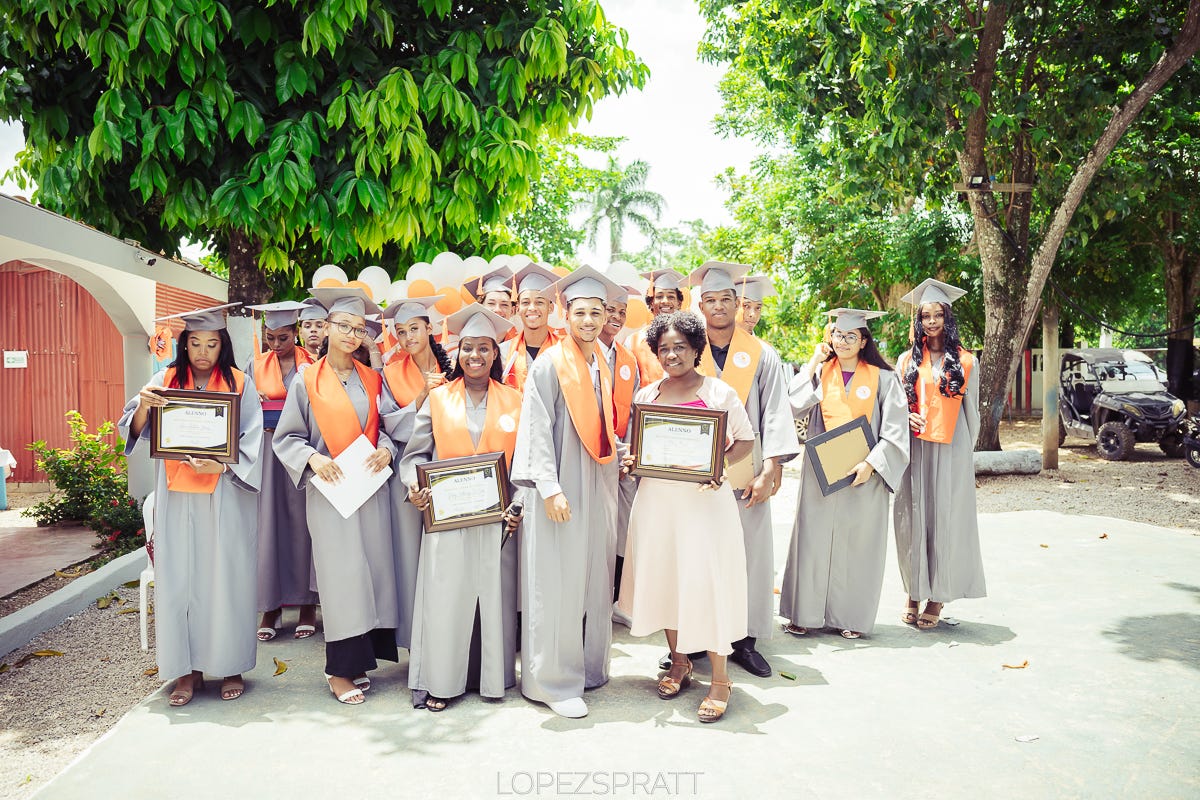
top-left (0, 0), bottom-right (648, 302)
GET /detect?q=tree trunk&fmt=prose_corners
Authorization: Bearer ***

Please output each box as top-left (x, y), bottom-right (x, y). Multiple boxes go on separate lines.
top-left (1163, 220), bottom-right (1199, 402)
top-left (226, 228), bottom-right (271, 309)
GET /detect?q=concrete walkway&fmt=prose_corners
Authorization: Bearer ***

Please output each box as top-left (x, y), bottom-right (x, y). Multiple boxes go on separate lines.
top-left (31, 484), bottom-right (1200, 799)
top-left (0, 510), bottom-right (96, 598)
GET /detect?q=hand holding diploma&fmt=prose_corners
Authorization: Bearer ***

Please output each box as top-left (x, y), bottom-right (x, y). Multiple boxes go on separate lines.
top-left (364, 447), bottom-right (391, 474)
top-left (308, 453), bottom-right (343, 484)
top-left (186, 456), bottom-right (226, 475)
top-left (846, 460), bottom-right (875, 487)
top-left (408, 483), bottom-right (432, 511)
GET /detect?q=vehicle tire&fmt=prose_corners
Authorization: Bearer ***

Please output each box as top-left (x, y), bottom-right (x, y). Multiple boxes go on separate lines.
top-left (795, 416), bottom-right (809, 444)
top-left (1058, 418), bottom-right (1066, 447)
top-left (1158, 434), bottom-right (1184, 458)
top-left (1096, 421), bottom-right (1135, 461)
top-left (1186, 446), bottom-right (1200, 469)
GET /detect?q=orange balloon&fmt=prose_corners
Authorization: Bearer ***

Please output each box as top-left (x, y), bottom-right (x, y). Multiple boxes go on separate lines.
top-left (316, 277), bottom-right (345, 288)
top-left (551, 265), bottom-right (570, 277)
top-left (460, 285), bottom-right (476, 305)
top-left (345, 280), bottom-right (374, 299)
top-left (435, 287), bottom-right (464, 315)
top-left (625, 298), bottom-right (651, 329)
top-left (408, 279), bottom-right (436, 297)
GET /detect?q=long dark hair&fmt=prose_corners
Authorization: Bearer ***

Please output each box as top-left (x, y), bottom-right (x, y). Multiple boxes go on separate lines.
top-left (852, 327), bottom-right (895, 372)
top-left (902, 301), bottom-right (966, 412)
top-left (168, 329), bottom-right (237, 389)
top-left (428, 334), bottom-right (453, 376)
top-left (448, 339), bottom-right (504, 382)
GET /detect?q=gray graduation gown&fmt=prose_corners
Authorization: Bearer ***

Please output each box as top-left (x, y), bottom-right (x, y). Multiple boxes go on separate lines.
top-left (893, 355), bottom-right (987, 603)
top-left (380, 382), bottom-right (425, 650)
top-left (603, 340), bottom-right (642, 558)
top-left (247, 358), bottom-right (318, 611)
top-left (399, 389), bottom-right (523, 700)
top-left (118, 369), bottom-right (263, 680)
top-left (271, 368), bottom-right (400, 642)
top-left (710, 339), bottom-right (801, 639)
top-left (780, 363), bottom-right (910, 634)
top-left (511, 348), bottom-right (619, 703)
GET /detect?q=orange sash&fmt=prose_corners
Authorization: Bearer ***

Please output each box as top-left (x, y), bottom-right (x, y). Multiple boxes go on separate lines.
top-left (382, 354), bottom-right (427, 408)
top-left (428, 379), bottom-right (523, 467)
top-left (630, 327), bottom-right (664, 383)
top-left (254, 348), bottom-right (314, 401)
top-left (547, 336), bottom-right (617, 465)
top-left (303, 358), bottom-right (381, 458)
top-left (698, 327), bottom-right (763, 406)
top-left (162, 367), bottom-right (245, 494)
top-left (503, 328), bottom-right (561, 392)
top-left (611, 341), bottom-right (638, 438)
top-left (912, 349), bottom-right (974, 444)
top-left (818, 359), bottom-right (879, 429)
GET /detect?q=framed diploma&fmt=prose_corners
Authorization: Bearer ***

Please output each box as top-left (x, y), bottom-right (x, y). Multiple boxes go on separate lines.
top-left (630, 403), bottom-right (728, 484)
top-left (416, 452), bottom-right (511, 533)
top-left (804, 415), bottom-right (877, 496)
top-left (149, 389), bottom-right (240, 464)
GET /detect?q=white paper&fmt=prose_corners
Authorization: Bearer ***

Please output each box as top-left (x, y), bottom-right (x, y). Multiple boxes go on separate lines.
top-left (429, 465), bottom-right (501, 523)
top-left (641, 417), bottom-right (715, 470)
top-left (161, 403), bottom-right (229, 449)
top-left (311, 435), bottom-right (392, 519)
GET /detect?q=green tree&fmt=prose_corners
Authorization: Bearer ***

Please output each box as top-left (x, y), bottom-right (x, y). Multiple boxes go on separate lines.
top-left (0, 0), bottom-right (647, 303)
top-left (504, 132), bottom-right (622, 264)
top-left (625, 218), bottom-right (713, 272)
top-left (700, 0), bottom-right (1200, 448)
top-left (583, 157), bottom-right (665, 258)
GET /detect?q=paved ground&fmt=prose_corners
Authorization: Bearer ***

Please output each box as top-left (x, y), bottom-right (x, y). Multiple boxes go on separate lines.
top-left (29, 482), bottom-right (1200, 800)
top-left (0, 511), bottom-right (95, 598)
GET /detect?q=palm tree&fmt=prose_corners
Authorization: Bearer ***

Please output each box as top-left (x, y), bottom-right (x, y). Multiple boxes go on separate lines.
top-left (584, 158), bottom-right (666, 258)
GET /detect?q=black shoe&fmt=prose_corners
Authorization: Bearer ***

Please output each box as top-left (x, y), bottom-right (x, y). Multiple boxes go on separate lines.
top-left (730, 646), bottom-right (772, 677)
top-left (657, 650), bottom-right (708, 671)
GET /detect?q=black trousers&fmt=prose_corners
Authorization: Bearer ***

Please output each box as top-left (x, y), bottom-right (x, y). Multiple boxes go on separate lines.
top-left (325, 628), bottom-right (398, 678)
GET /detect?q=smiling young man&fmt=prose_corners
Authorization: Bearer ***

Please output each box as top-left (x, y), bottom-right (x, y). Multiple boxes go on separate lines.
top-left (501, 262), bottom-right (562, 392)
top-left (464, 265), bottom-right (518, 325)
top-left (628, 268), bottom-right (686, 383)
top-left (511, 265), bottom-right (624, 719)
top-left (689, 261), bottom-right (801, 678)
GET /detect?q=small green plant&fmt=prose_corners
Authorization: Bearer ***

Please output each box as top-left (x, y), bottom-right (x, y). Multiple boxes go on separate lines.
top-left (24, 411), bottom-right (145, 558)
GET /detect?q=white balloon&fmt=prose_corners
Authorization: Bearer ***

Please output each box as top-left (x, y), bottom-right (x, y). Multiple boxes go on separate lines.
top-left (357, 265), bottom-right (392, 300)
top-left (312, 264), bottom-right (348, 286)
top-left (547, 308), bottom-right (566, 330)
top-left (462, 255), bottom-right (490, 279)
top-left (386, 280), bottom-right (410, 304)
top-left (430, 251), bottom-right (466, 287)
top-left (404, 262), bottom-right (435, 283)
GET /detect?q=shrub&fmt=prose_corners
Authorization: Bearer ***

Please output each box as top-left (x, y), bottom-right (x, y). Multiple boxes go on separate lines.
top-left (24, 411), bottom-right (145, 557)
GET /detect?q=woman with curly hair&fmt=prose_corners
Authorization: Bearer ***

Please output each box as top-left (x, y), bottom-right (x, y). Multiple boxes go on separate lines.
top-left (780, 308), bottom-right (910, 639)
top-left (617, 310), bottom-right (756, 723)
top-left (380, 296), bottom-right (454, 653)
top-left (893, 279), bottom-right (986, 630)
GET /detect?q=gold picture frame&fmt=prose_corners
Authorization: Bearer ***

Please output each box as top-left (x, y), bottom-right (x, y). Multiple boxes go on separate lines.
top-left (149, 389), bottom-right (240, 464)
top-left (629, 402), bottom-right (728, 484)
top-left (416, 451), bottom-right (511, 533)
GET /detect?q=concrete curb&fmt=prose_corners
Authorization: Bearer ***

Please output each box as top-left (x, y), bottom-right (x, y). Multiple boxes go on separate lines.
top-left (974, 448), bottom-right (1041, 474)
top-left (0, 547), bottom-right (148, 659)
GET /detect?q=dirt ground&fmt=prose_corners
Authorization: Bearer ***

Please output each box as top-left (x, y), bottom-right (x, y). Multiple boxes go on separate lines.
top-left (1, 419), bottom-right (1197, 798)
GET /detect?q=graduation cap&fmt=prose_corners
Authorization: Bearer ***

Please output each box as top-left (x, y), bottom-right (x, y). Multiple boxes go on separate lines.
top-left (364, 315), bottom-right (383, 341)
top-left (511, 262), bottom-right (559, 300)
top-left (246, 300), bottom-right (310, 330)
top-left (641, 268), bottom-right (686, 293)
top-left (310, 287), bottom-right (383, 319)
top-left (825, 308), bottom-right (886, 332)
top-left (445, 303), bottom-right (515, 342)
top-left (298, 298), bottom-right (328, 321)
top-left (154, 302), bottom-right (240, 332)
top-left (382, 295), bottom-right (444, 324)
top-left (688, 261), bottom-right (752, 295)
top-left (463, 265), bottom-right (514, 299)
top-left (552, 265), bottom-right (624, 306)
top-left (735, 276), bottom-right (777, 303)
top-left (899, 278), bottom-right (967, 307)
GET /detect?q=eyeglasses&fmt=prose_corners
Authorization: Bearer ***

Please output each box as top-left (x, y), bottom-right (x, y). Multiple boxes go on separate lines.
top-left (331, 321), bottom-right (368, 339)
top-left (831, 331), bottom-right (861, 344)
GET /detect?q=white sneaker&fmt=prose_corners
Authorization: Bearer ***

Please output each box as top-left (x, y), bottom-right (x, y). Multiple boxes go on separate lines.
top-left (611, 602), bottom-right (632, 628)
top-left (546, 697), bottom-right (588, 718)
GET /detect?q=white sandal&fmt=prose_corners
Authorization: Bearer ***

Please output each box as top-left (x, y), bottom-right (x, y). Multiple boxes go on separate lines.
top-left (294, 624), bottom-right (317, 639)
top-left (325, 674), bottom-right (364, 705)
top-left (353, 676), bottom-right (371, 692)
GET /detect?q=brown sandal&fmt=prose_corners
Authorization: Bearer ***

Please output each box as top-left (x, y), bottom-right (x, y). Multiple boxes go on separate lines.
top-left (918, 602), bottom-right (942, 630)
top-left (783, 623), bottom-right (808, 636)
top-left (168, 671), bottom-right (204, 707)
top-left (220, 675), bottom-right (245, 701)
top-left (901, 599), bottom-right (920, 625)
top-left (698, 679), bottom-right (733, 723)
top-left (657, 654), bottom-right (693, 699)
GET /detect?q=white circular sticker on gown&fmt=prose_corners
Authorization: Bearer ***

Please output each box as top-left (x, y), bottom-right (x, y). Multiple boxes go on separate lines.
top-left (619, 364), bottom-right (632, 381)
top-left (499, 414), bottom-right (517, 432)
top-left (855, 385), bottom-right (871, 400)
top-left (732, 351), bottom-right (751, 368)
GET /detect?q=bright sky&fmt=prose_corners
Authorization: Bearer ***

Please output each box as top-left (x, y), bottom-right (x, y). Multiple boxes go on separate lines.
top-left (0, 0), bottom-right (758, 266)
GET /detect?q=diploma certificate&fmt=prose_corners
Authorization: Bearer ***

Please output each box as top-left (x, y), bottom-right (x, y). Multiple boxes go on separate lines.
top-left (416, 452), bottom-right (511, 533)
top-left (630, 403), bottom-right (727, 484)
top-left (150, 389), bottom-right (240, 464)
